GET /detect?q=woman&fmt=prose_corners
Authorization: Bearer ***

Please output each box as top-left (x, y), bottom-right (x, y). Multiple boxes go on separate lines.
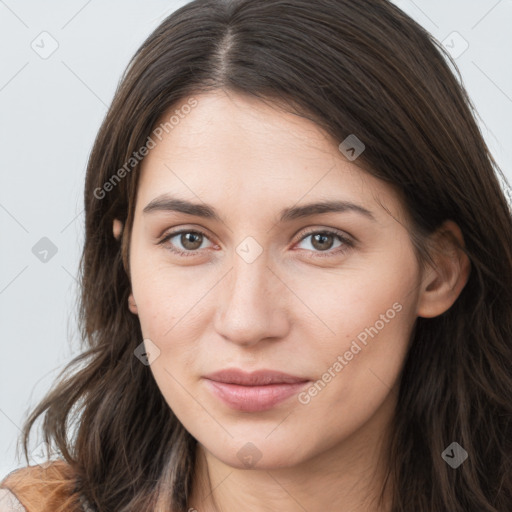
top-left (1, 0), bottom-right (511, 510)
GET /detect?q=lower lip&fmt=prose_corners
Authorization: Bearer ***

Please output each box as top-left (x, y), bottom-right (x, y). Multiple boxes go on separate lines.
top-left (204, 379), bottom-right (310, 412)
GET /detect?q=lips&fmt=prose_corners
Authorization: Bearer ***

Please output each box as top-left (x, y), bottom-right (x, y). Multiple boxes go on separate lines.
top-left (203, 368), bottom-right (310, 412)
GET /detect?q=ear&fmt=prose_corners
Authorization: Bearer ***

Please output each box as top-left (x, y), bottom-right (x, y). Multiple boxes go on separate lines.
top-left (113, 218), bottom-right (136, 314)
top-left (128, 292), bottom-right (138, 315)
top-left (113, 218), bottom-right (123, 240)
top-left (416, 220), bottom-right (471, 318)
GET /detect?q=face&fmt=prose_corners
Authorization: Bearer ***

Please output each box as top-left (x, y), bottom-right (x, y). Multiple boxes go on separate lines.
top-left (127, 90), bottom-right (424, 470)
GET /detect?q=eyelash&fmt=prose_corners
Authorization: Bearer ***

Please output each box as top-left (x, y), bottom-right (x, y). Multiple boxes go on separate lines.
top-left (157, 228), bottom-right (355, 259)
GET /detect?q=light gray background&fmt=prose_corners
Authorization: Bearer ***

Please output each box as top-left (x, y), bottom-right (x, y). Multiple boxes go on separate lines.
top-left (1, 0), bottom-right (511, 477)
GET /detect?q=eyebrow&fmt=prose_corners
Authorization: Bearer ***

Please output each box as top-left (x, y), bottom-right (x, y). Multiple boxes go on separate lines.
top-left (142, 194), bottom-right (376, 222)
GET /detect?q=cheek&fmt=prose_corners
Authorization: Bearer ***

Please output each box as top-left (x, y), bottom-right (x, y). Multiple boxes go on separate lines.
top-left (293, 251), bottom-right (416, 348)
top-left (130, 264), bottom-right (219, 392)
top-left (295, 249), bottom-right (418, 400)
top-left (129, 247), bottom-right (204, 338)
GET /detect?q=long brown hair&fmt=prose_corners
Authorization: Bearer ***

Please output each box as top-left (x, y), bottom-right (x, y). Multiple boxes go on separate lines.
top-left (10, 0), bottom-right (512, 510)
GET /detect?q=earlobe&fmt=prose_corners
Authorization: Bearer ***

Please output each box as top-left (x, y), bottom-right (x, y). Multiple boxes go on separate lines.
top-left (128, 293), bottom-right (138, 315)
top-left (416, 220), bottom-right (471, 318)
top-left (113, 219), bottom-right (124, 240)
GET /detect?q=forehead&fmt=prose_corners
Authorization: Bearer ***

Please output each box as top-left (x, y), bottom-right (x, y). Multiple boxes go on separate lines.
top-left (135, 90), bottom-right (405, 224)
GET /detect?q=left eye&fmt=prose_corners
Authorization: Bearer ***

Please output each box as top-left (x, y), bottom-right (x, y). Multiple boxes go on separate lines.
top-left (159, 230), bottom-right (213, 256)
top-left (295, 230), bottom-right (353, 255)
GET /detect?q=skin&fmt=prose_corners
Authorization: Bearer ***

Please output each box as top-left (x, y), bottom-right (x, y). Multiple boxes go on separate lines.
top-left (115, 89), bottom-right (470, 512)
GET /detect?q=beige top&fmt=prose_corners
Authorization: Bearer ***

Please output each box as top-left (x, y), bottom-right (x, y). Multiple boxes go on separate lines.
top-left (0, 489), bottom-right (26, 512)
top-left (0, 464), bottom-right (96, 512)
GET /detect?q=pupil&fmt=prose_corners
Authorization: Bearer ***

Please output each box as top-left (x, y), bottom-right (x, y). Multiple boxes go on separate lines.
top-left (313, 233), bottom-right (332, 251)
top-left (182, 232), bottom-right (201, 250)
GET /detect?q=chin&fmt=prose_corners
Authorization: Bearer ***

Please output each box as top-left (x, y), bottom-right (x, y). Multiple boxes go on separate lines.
top-left (204, 436), bottom-right (311, 471)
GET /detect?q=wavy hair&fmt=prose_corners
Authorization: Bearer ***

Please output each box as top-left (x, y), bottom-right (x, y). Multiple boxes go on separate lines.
top-left (10, 0), bottom-right (512, 510)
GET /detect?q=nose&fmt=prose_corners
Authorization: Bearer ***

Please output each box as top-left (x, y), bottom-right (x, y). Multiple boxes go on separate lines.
top-left (213, 251), bottom-right (290, 347)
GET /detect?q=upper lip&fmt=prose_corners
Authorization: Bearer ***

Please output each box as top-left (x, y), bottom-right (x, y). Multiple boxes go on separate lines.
top-left (204, 368), bottom-right (310, 386)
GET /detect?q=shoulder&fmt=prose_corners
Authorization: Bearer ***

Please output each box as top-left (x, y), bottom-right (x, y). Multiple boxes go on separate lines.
top-left (0, 489), bottom-right (26, 512)
top-left (0, 461), bottom-right (78, 512)
top-left (0, 459), bottom-right (74, 487)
